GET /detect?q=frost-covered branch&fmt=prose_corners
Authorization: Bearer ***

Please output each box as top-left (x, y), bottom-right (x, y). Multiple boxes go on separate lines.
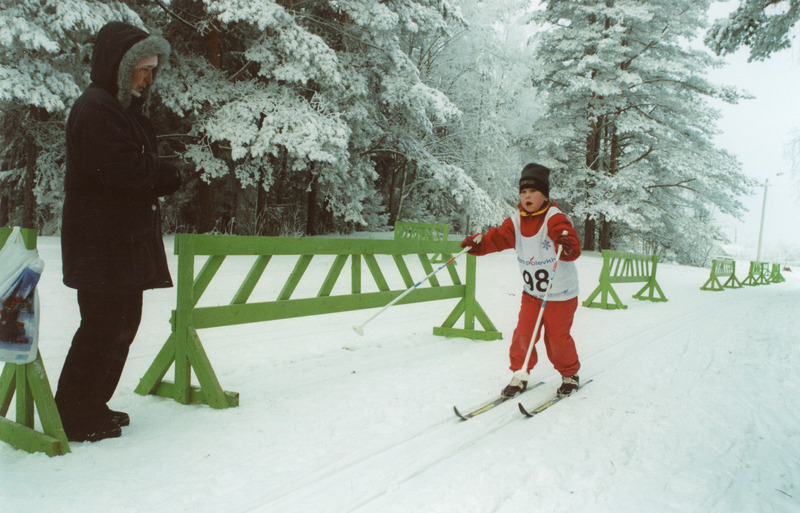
top-left (152, 0), bottom-right (205, 33)
top-left (643, 179), bottom-right (697, 192)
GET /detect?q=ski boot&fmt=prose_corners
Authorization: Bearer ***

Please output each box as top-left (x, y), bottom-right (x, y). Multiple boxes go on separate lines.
top-left (557, 374), bottom-right (579, 397)
top-left (501, 375), bottom-right (528, 398)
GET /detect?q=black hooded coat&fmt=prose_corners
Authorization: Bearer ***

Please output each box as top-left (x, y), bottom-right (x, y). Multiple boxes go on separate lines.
top-left (62, 22), bottom-right (180, 293)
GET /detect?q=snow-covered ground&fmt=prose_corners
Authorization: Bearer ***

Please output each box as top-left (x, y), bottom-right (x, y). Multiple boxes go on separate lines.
top-left (2, 235), bottom-right (799, 513)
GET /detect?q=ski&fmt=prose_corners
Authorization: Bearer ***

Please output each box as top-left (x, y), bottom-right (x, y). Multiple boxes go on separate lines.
top-left (518, 379), bottom-right (593, 417)
top-left (454, 381), bottom-right (544, 421)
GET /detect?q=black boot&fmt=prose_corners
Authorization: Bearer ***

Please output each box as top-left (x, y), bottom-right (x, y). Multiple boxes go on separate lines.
top-left (501, 375), bottom-right (528, 398)
top-left (557, 374), bottom-right (579, 397)
top-left (105, 406), bottom-right (130, 427)
top-left (61, 413), bottom-right (122, 442)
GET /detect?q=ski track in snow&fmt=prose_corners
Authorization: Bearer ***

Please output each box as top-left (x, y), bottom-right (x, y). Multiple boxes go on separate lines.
top-left (2, 237), bottom-right (799, 513)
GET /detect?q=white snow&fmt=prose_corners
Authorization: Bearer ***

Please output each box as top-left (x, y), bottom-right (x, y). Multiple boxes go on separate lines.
top-left (2, 235), bottom-right (799, 512)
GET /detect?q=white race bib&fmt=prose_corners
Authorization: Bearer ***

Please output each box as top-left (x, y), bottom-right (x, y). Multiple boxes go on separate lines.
top-left (512, 207), bottom-right (579, 300)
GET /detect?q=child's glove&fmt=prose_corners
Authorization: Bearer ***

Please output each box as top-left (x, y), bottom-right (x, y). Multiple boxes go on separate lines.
top-left (460, 234), bottom-right (483, 254)
top-left (555, 234), bottom-right (573, 258)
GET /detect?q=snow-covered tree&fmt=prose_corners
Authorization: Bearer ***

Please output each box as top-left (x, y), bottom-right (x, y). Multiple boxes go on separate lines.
top-left (705, 0), bottom-right (800, 61)
top-left (4, 0), bottom-right (519, 236)
top-left (706, 0), bottom-right (800, 201)
top-left (0, 0), bottom-right (140, 232)
top-left (147, 0), bottom-right (503, 235)
top-left (524, 0), bottom-right (753, 263)
top-left (422, 0), bottom-right (543, 232)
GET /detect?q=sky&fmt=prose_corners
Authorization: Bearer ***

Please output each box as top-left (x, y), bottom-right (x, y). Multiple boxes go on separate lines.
top-left (706, 3), bottom-right (800, 262)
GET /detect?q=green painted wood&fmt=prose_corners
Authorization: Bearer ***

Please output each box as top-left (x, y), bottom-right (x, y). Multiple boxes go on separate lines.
top-left (742, 261), bottom-right (771, 286)
top-left (0, 416), bottom-right (69, 456)
top-left (0, 227), bottom-right (37, 250)
top-left (190, 287), bottom-right (466, 329)
top-left (174, 245), bottom-right (195, 404)
top-left (185, 326), bottom-right (229, 409)
top-left (363, 254), bottom-right (389, 291)
top-left (770, 263), bottom-right (786, 283)
top-left (232, 255), bottom-right (271, 304)
top-left (701, 259), bottom-right (742, 291)
top-left (393, 255), bottom-right (414, 288)
top-left (26, 354), bottom-right (69, 448)
top-left (351, 254), bottom-right (361, 294)
top-left (0, 362), bottom-right (16, 416)
top-left (192, 255), bottom-right (225, 307)
top-left (394, 222), bottom-right (450, 263)
top-left (137, 234), bottom-right (499, 409)
top-left (135, 333), bottom-right (176, 396)
top-left (16, 365), bottom-right (34, 427)
top-left (583, 250), bottom-right (667, 309)
top-left (0, 230), bottom-right (70, 456)
top-left (278, 254), bottom-right (313, 300)
top-left (318, 254), bottom-right (348, 297)
top-left (147, 382), bottom-right (239, 407)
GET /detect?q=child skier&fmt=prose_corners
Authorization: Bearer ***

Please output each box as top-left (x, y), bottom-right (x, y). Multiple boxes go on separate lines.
top-left (461, 163), bottom-right (582, 398)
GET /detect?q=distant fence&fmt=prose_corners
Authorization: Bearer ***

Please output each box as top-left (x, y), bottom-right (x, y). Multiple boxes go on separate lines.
top-left (700, 258), bottom-right (743, 291)
top-left (135, 234), bottom-right (501, 409)
top-left (742, 261), bottom-right (771, 286)
top-left (582, 250), bottom-right (667, 310)
top-left (0, 227), bottom-right (70, 456)
top-left (769, 263), bottom-right (786, 283)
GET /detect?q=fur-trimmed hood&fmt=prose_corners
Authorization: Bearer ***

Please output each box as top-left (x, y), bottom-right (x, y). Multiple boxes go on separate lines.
top-left (90, 21), bottom-right (170, 108)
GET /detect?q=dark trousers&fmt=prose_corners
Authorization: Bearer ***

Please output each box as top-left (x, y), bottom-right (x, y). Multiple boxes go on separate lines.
top-left (55, 290), bottom-right (143, 422)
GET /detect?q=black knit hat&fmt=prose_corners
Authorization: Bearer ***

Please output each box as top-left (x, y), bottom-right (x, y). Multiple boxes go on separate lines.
top-left (519, 163), bottom-right (550, 197)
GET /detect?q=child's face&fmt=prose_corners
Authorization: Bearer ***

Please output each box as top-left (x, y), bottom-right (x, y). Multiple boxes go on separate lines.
top-left (520, 187), bottom-right (547, 213)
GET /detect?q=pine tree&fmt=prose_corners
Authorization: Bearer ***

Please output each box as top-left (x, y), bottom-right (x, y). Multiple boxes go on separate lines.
top-left (149, 0), bottom-right (501, 234)
top-left (0, 0), bottom-right (141, 231)
top-left (525, 0), bottom-right (752, 263)
top-left (422, 0), bottom-right (542, 232)
top-left (705, 0), bottom-right (800, 61)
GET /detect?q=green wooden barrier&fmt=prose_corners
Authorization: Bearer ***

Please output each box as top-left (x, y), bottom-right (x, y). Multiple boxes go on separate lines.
top-left (582, 250), bottom-right (668, 310)
top-left (394, 221), bottom-right (450, 263)
top-left (700, 258), bottom-right (743, 291)
top-left (769, 263), bottom-right (786, 283)
top-left (0, 227), bottom-right (70, 456)
top-left (135, 234), bottom-right (501, 409)
top-left (741, 261), bottom-right (771, 286)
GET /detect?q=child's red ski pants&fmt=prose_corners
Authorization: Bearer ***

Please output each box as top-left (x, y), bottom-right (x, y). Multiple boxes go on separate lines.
top-left (509, 293), bottom-right (580, 376)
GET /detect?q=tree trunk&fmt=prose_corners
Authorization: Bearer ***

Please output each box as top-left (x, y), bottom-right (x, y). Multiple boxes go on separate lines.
top-left (583, 116), bottom-right (603, 251)
top-left (0, 190), bottom-right (8, 227)
top-left (306, 169), bottom-right (317, 236)
top-left (193, 24), bottom-right (224, 233)
top-left (599, 120), bottom-right (620, 250)
top-left (583, 218), bottom-right (596, 250)
top-left (256, 179), bottom-right (268, 235)
top-left (599, 218), bottom-right (613, 249)
top-left (23, 129), bottom-right (37, 230)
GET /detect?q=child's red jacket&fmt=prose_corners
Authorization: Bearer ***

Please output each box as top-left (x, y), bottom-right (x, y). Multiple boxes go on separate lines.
top-left (470, 202), bottom-right (581, 261)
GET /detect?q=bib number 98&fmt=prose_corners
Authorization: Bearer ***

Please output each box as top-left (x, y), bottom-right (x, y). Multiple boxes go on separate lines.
top-left (524, 269), bottom-right (550, 293)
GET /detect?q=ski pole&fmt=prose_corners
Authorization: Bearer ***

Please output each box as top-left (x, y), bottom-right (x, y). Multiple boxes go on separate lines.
top-left (352, 235), bottom-right (482, 336)
top-left (515, 230), bottom-right (568, 382)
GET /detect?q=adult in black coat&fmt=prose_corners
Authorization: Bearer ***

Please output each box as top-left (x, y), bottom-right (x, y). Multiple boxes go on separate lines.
top-left (56, 21), bottom-right (180, 442)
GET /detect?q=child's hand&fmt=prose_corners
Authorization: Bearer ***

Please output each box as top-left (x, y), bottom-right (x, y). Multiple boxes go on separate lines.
top-left (461, 234), bottom-right (482, 254)
top-left (556, 234), bottom-right (573, 257)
